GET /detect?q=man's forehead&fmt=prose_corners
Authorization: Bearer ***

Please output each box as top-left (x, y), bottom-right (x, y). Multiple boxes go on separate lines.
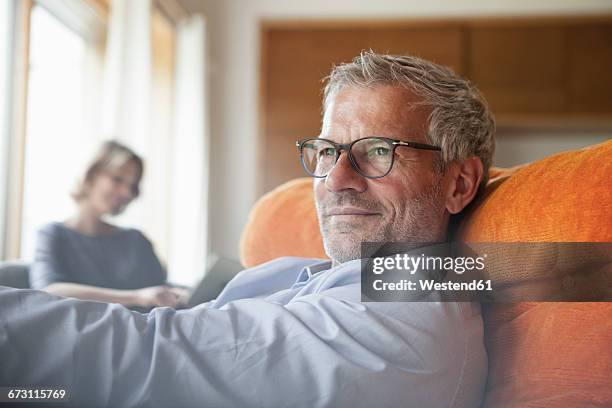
top-left (321, 85), bottom-right (430, 141)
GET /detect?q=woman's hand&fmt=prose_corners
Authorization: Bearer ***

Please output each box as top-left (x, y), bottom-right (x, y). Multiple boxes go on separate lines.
top-left (134, 285), bottom-right (190, 308)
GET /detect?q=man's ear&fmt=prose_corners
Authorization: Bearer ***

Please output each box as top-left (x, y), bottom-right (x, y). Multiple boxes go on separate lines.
top-left (444, 157), bottom-right (484, 215)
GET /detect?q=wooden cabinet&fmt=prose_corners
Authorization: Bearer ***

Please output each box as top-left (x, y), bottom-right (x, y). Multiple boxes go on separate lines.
top-left (260, 17), bottom-right (612, 192)
top-left (567, 24), bottom-right (612, 114)
top-left (468, 25), bottom-right (567, 115)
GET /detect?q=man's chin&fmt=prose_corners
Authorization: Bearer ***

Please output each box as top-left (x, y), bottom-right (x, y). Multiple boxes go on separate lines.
top-left (323, 238), bottom-right (364, 264)
top-left (320, 221), bottom-right (388, 261)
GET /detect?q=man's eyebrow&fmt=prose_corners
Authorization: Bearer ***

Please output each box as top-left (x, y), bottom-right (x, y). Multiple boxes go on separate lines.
top-left (318, 135), bottom-right (339, 141)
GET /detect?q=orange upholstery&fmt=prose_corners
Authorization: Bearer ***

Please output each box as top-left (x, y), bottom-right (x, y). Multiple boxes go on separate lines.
top-left (239, 140), bottom-right (612, 407)
top-left (456, 140), bottom-right (612, 408)
top-left (479, 302), bottom-right (612, 408)
top-left (240, 178), bottom-right (327, 268)
top-left (459, 140), bottom-right (612, 242)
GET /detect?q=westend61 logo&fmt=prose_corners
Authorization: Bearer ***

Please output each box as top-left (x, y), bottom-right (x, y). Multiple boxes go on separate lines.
top-left (371, 253), bottom-right (487, 275)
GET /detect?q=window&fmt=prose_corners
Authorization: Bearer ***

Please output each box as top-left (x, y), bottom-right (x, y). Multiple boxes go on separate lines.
top-left (20, 5), bottom-right (92, 259)
top-left (0, 0), bottom-right (14, 257)
top-left (2, 0), bottom-right (207, 286)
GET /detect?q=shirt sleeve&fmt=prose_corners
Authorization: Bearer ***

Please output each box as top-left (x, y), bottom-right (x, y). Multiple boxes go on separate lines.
top-left (29, 224), bottom-right (72, 289)
top-left (0, 286), bottom-right (486, 408)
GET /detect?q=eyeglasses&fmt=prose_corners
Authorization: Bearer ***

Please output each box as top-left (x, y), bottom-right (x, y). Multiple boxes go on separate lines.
top-left (295, 136), bottom-right (441, 179)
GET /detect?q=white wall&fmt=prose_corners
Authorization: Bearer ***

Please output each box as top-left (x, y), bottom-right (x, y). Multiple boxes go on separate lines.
top-left (180, 0), bottom-right (612, 262)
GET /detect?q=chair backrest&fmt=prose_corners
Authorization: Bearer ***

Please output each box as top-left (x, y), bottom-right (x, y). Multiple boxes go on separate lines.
top-left (0, 261), bottom-right (30, 289)
top-left (240, 178), bottom-right (327, 268)
top-left (455, 139), bottom-right (612, 408)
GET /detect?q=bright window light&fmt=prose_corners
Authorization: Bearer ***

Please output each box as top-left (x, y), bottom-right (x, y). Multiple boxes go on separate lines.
top-left (0, 0), bottom-right (13, 256)
top-left (20, 5), bottom-right (88, 259)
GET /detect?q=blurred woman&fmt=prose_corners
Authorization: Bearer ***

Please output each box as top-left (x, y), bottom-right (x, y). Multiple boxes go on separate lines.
top-left (30, 141), bottom-right (187, 308)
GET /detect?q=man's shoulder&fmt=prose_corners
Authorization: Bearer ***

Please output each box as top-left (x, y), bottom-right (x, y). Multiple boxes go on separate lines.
top-left (262, 256), bottom-right (329, 266)
top-left (211, 257), bottom-right (329, 306)
top-left (244, 256), bottom-right (329, 273)
top-left (236, 256), bottom-right (330, 285)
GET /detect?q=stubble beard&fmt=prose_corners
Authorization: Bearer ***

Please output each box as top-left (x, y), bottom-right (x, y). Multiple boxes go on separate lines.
top-left (316, 181), bottom-right (445, 264)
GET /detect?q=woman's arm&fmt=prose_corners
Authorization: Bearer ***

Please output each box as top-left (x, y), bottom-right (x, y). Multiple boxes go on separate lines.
top-left (43, 282), bottom-right (188, 308)
top-left (31, 225), bottom-right (187, 307)
top-left (29, 224), bottom-right (70, 290)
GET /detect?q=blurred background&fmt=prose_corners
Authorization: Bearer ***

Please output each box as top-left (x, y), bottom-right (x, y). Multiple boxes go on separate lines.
top-left (1, 0), bottom-right (611, 285)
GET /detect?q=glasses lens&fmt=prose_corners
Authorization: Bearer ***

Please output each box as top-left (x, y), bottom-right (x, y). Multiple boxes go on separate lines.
top-left (300, 139), bottom-right (337, 177)
top-left (351, 138), bottom-right (394, 177)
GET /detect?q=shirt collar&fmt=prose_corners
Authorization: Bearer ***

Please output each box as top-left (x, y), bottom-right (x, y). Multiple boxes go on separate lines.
top-left (296, 260), bottom-right (333, 283)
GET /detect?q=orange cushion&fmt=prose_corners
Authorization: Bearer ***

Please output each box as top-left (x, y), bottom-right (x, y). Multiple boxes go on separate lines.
top-left (456, 140), bottom-right (612, 408)
top-left (240, 178), bottom-right (326, 268)
top-left (481, 302), bottom-right (612, 408)
top-left (459, 140), bottom-right (612, 242)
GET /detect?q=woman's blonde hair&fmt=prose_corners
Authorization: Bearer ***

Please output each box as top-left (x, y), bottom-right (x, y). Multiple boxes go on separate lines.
top-left (72, 140), bottom-right (144, 201)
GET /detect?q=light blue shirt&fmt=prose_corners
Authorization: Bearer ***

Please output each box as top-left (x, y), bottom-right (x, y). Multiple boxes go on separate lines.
top-left (0, 257), bottom-right (487, 407)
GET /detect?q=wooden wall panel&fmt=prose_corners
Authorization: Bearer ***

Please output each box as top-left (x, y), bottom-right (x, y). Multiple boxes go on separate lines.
top-left (265, 28), bottom-right (368, 135)
top-left (364, 27), bottom-right (465, 74)
top-left (468, 26), bottom-right (566, 114)
top-left (567, 25), bottom-right (612, 113)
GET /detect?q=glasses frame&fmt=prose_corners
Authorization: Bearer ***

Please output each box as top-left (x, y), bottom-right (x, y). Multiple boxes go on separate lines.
top-left (295, 136), bottom-right (441, 179)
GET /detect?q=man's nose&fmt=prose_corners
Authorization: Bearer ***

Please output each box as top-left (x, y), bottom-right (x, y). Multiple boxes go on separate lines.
top-left (324, 151), bottom-right (367, 193)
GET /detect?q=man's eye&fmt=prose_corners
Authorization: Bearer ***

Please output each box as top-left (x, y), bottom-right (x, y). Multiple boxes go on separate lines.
top-left (318, 147), bottom-right (336, 157)
top-left (368, 147), bottom-right (391, 157)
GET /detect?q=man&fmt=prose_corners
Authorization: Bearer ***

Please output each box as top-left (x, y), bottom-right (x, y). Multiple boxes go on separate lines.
top-left (0, 51), bottom-right (495, 407)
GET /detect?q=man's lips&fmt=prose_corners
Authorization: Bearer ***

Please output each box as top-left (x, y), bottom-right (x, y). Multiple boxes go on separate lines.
top-left (325, 207), bottom-right (380, 216)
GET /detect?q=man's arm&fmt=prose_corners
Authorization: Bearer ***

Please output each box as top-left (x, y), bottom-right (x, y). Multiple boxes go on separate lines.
top-left (0, 286), bottom-right (485, 408)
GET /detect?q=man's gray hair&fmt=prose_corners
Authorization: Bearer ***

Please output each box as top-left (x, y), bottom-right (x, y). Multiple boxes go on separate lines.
top-left (323, 50), bottom-right (496, 187)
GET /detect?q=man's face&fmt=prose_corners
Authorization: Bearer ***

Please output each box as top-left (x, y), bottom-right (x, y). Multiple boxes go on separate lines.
top-left (314, 85), bottom-right (448, 264)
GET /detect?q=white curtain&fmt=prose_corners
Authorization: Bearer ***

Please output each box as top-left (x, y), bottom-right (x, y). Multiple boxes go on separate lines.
top-left (0, 0), bottom-right (14, 258)
top-left (101, 0), bottom-right (151, 151)
top-left (169, 16), bottom-right (207, 286)
top-left (101, 0), bottom-right (207, 285)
